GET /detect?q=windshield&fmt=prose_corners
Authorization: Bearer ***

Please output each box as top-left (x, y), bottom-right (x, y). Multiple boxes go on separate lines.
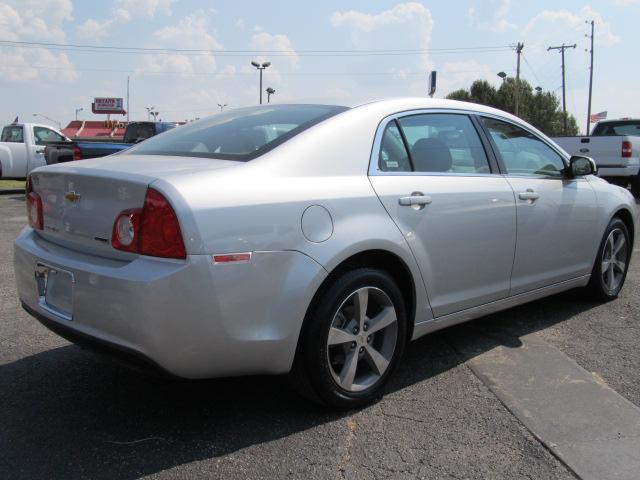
top-left (126, 104), bottom-right (348, 160)
top-left (592, 120), bottom-right (640, 136)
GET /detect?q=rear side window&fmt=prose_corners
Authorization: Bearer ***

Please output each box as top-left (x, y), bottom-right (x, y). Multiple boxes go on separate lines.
top-left (379, 121), bottom-right (412, 172)
top-left (127, 105), bottom-right (348, 161)
top-left (397, 114), bottom-right (491, 173)
top-left (1, 126), bottom-right (24, 143)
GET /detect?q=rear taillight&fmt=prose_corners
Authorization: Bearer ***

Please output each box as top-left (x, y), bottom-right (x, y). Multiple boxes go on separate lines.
top-left (622, 141), bottom-right (632, 158)
top-left (111, 188), bottom-right (186, 259)
top-left (112, 209), bottom-right (141, 253)
top-left (73, 147), bottom-right (82, 161)
top-left (25, 176), bottom-right (43, 230)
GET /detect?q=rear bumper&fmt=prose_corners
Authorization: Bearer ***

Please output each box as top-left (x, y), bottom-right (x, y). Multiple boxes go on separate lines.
top-left (14, 228), bottom-right (327, 378)
top-left (597, 165), bottom-right (640, 178)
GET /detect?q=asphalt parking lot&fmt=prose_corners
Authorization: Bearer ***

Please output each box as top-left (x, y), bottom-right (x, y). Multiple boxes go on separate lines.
top-left (1, 193), bottom-right (639, 480)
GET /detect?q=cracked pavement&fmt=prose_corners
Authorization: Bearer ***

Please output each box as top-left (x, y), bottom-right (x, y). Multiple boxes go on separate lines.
top-left (1, 194), bottom-right (638, 479)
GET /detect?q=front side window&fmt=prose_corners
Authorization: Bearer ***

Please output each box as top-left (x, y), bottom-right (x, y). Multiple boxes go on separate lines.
top-left (397, 114), bottom-right (491, 173)
top-left (126, 105), bottom-right (349, 161)
top-left (1, 126), bottom-right (24, 143)
top-left (481, 117), bottom-right (566, 177)
top-left (33, 127), bottom-right (64, 145)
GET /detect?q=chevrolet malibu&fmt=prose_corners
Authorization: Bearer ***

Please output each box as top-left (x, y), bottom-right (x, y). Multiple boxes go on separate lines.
top-left (15, 99), bottom-right (637, 408)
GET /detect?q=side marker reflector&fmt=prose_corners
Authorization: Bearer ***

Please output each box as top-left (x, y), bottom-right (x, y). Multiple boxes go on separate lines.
top-left (213, 253), bottom-right (252, 264)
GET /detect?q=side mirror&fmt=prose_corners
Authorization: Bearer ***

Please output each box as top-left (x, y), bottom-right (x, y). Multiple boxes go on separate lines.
top-left (568, 155), bottom-right (597, 177)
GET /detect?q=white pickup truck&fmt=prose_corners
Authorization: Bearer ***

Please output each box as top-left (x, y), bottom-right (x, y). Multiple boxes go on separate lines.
top-left (552, 119), bottom-right (640, 196)
top-left (0, 123), bottom-right (69, 179)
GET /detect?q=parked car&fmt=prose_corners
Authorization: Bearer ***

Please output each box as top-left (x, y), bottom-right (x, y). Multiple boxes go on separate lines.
top-left (14, 99), bottom-right (637, 408)
top-left (0, 123), bottom-right (68, 178)
top-left (44, 121), bottom-right (179, 165)
top-left (552, 118), bottom-right (640, 196)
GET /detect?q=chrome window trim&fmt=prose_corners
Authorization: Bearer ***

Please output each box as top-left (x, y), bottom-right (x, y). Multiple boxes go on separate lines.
top-left (476, 112), bottom-right (575, 181)
top-left (368, 108), bottom-right (577, 180)
top-left (369, 108), bottom-right (503, 177)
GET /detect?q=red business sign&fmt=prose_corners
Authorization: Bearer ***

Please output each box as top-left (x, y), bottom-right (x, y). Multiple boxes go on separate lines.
top-left (92, 97), bottom-right (126, 115)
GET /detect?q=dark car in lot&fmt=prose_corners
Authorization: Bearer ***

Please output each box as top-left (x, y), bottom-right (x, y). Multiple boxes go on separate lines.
top-left (44, 121), bottom-right (178, 164)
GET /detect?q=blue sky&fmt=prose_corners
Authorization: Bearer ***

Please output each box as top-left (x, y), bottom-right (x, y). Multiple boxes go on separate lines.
top-left (1, 0), bottom-right (638, 133)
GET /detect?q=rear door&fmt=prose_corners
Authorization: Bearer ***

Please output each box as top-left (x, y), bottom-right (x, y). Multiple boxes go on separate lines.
top-left (368, 111), bottom-right (517, 317)
top-left (479, 116), bottom-right (597, 295)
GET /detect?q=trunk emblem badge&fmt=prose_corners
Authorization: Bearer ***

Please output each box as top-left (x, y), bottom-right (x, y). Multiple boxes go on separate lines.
top-left (65, 191), bottom-right (81, 203)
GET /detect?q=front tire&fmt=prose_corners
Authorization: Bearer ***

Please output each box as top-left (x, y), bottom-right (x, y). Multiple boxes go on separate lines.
top-left (586, 217), bottom-right (631, 300)
top-left (291, 268), bottom-right (407, 409)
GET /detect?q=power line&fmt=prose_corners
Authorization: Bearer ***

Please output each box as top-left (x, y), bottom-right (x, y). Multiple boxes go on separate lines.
top-left (1, 62), bottom-right (497, 78)
top-left (0, 39), bottom-right (513, 57)
top-left (521, 53), bottom-right (544, 90)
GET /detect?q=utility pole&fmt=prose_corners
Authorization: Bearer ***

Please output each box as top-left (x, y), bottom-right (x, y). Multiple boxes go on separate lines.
top-left (126, 76), bottom-right (130, 123)
top-left (548, 43), bottom-right (577, 135)
top-left (514, 42), bottom-right (524, 117)
top-left (586, 20), bottom-right (595, 135)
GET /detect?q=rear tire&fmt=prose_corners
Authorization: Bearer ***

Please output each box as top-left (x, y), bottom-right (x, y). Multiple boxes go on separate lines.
top-left (586, 218), bottom-right (631, 301)
top-left (290, 268), bottom-right (407, 409)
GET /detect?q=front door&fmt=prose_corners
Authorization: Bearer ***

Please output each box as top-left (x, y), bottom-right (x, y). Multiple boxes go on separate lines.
top-left (369, 112), bottom-right (517, 317)
top-left (480, 116), bottom-right (598, 295)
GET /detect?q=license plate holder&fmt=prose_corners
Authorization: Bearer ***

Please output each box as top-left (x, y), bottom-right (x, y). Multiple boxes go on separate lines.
top-left (35, 263), bottom-right (74, 321)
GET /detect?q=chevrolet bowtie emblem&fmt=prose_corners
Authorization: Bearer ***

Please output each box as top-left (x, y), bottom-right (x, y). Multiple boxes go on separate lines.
top-left (64, 191), bottom-right (81, 203)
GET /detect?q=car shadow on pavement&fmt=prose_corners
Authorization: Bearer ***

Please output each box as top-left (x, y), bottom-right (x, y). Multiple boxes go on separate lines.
top-left (0, 289), bottom-right (601, 480)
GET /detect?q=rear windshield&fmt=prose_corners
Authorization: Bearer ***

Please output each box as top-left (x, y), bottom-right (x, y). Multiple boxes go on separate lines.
top-left (592, 120), bottom-right (640, 136)
top-left (1, 126), bottom-right (24, 143)
top-left (126, 104), bottom-right (348, 161)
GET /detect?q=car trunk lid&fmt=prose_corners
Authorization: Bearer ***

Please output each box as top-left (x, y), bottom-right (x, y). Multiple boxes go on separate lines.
top-left (30, 155), bottom-right (238, 258)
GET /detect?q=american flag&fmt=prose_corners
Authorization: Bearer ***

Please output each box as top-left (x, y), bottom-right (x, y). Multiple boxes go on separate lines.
top-left (590, 111), bottom-right (607, 123)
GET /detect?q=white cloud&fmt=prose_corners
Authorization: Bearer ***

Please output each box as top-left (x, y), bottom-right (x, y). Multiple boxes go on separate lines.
top-left (331, 2), bottom-right (433, 69)
top-left (78, 0), bottom-right (177, 40)
top-left (0, 0), bottom-right (73, 42)
top-left (0, 47), bottom-right (78, 83)
top-left (113, 0), bottom-right (176, 20)
top-left (0, 0), bottom-right (77, 82)
top-left (525, 6), bottom-right (620, 47)
top-left (250, 32), bottom-right (298, 67)
top-left (76, 19), bottom-right (111, 40)
top-left (609, 0), bottom-right (637, 5)
top-left (136, 12), bottom-right (222, 76)
top-left (331, 2), bottom-right (432, 35)
top-left (467, 0), bottom-right (515, 32)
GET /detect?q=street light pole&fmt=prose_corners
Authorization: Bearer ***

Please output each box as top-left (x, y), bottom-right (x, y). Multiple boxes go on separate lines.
top-left (251, 61), bottom-right (271, 104)
top-left (75, 107), bottom-right (83, 121)
top-left (217, 103), bottom-right (228, 112)
top-left (497, 71), bottom-right (507, 84)
top-left (266, 87), bottom-right (276, 103)
top-left (33, 113), bottom-right (61, 130)
top-left (146, 106), bottom-right (155, 121)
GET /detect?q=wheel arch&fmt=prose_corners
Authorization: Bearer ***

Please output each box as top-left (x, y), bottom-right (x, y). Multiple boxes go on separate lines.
top-left (298, 249), bottom-right (418, 349)
top-left (613, 207), bottom-right (635, 246)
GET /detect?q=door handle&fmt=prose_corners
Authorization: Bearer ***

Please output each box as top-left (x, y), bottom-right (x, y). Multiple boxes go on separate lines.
top-left (399, 193), bottom-right (432, 207)
top-left (35, 148), bottom-right (45, 154)
top-left (518, 190), bottom-right (540, 202)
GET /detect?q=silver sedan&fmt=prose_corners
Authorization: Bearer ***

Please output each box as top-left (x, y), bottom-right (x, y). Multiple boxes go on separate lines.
top-left (14, 99), bottom-right (637, 408)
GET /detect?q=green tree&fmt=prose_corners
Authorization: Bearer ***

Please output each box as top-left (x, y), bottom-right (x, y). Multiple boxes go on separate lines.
top-left (446, 79), bottom-right (579, 136)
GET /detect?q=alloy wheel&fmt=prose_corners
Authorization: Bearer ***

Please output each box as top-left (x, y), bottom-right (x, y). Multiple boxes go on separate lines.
top-left (601, 227), bottom-right (628, 294)
top-left (326, 287), bottom-right (398, 392)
